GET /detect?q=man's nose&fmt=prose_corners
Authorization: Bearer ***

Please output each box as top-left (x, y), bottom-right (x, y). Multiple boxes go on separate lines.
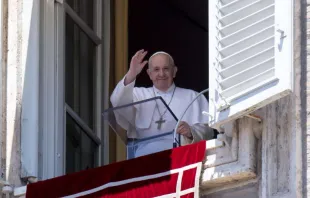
top-left (159, 69), bottom-right (164, 76)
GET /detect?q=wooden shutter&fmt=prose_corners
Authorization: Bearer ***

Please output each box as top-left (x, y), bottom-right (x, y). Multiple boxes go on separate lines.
top-left (208, 0), bottom-right (293, 128)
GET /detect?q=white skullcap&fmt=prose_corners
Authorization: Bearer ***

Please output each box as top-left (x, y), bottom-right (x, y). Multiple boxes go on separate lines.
top-left (148, 51), bottom-right (175, 67)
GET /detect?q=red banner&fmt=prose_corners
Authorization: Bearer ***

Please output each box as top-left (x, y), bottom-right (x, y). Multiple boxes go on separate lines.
top-left (26, 141), bottom-right (206, 198)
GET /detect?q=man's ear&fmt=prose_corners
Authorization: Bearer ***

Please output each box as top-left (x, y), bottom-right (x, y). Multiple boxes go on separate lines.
top-left (173, 66), bottom-right (178, 78)
top-left (147, 68), bottom-right (151, 77)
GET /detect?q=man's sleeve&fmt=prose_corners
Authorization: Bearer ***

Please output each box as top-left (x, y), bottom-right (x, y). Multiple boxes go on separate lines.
top-left (110, 76), bottom-right (136, 107)
top-left (109, 76), bottom-right (138, 135)
top-left (182, 124), bottom-right (214, 145)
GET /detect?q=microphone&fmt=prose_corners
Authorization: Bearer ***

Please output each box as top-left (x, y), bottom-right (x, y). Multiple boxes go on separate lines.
top-left (173, 88), bottom-right (210, 148)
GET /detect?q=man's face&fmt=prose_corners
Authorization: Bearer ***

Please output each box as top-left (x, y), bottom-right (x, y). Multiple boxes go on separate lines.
top-left (147, 54), bottom-right (177, 91)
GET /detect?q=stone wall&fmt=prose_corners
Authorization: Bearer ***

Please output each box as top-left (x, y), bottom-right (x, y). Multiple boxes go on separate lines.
top-left (305, 0), bottom-right (310, 197)
top-left (4, 0), bottom-right (23, 187)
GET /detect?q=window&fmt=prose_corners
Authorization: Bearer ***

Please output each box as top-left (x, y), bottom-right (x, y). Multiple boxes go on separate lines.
top-left (39, 0), bottom-right (105, 179)
top-left (208, 0), bottom-right (293, 128)
top-left (61, 0), bottom-right (103, 174)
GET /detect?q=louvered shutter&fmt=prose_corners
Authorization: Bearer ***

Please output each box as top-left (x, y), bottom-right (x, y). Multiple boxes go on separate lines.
top-left (208, 0), bottom-right (293, 128)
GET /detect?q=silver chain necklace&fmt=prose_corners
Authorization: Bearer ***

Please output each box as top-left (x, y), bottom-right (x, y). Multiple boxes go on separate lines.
top-left (152, 86), bottom-right (176, 130)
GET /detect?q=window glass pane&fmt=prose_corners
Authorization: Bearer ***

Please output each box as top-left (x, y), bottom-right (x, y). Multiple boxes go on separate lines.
top-left (66, 113), bottom-right (97, 174)
top-left (65, 14), bottom-right (96, 129)
top-left (66, 0), bottom-right (95, 29)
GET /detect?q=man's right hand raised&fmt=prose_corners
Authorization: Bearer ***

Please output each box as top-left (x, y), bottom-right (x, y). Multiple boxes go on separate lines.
top-left (124, 49), bottom-right (148, 85)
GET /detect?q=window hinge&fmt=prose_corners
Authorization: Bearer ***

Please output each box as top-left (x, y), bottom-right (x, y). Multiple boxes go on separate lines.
top-left (216, 100), bottom-right (230, 112)
top-left (202, 111), bottom-right (214, 122)
top-left (216, 103), bottom-right (230, 112)
top-left (55, 0), bottom-right (63, 4)
top-left (277, 29), bottom-right (287, 39)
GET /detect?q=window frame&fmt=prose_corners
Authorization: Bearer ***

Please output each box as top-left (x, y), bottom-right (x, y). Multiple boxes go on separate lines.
top-left (40, 0), bottom-right (105, 179)
top-left (62, 0), bottom-right (103, 174)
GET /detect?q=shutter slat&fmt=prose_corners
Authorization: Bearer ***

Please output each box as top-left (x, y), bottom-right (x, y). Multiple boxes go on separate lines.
top-left (220, 0), bottom-right (237, 5)
top-left (220, 68), bottom-right (276, 98)
top-left (219, 4), bottom-right (274, 36)
top-left (220, 15), bottom-right (274, 47)
top-left (220, 47), bottom-right (274, 77)
top-left (219, 26), bottom-right (274, 57)
top-left (220, 36), bottom-right (274, 67)
top-left (220, 0), bottom-right (257, 15)
top-left (222, 76), bottom-right (279, 103)
top-left (220, 58), bottom-right (274, 89)
top-left (220, 0), bottom-right (273, 26)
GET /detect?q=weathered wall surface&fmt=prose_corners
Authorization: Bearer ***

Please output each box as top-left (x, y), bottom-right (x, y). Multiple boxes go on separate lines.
top-left (2, 0), bottom-right (41, 189)
top-left (5, 0), bottom-right (23, 187)
top-left (304, 0), bottom-right (310, 197)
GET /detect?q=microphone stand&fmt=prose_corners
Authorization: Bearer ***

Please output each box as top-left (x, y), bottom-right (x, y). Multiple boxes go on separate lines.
top-left (173, 88), bottom-right (210, 148)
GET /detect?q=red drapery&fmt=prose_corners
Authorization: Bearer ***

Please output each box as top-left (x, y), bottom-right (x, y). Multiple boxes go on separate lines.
top-left (26, 141), bottom-right (206, 198)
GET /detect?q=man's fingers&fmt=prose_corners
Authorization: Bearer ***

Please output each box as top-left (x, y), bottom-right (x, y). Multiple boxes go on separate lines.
top-left (132, 50), bottom-right (143, 62)
top-left (177, 125), bottom-right (187, 135)
top-left (177, 122), bottom-right (185, 131)
top-left (141, 60), bottom-right (148, 68)
top-left (178, 129), bottom-right (187, 136)
top-left (177, 129), bottom-right (185, 135)
top-left (136, 49), bottom-right (146, 60)
top-left (177, 124), bottom-right (185, 131)
top-left (179, 121), bottom-right (186, 125)
top-left (178, 122), bottom-right (186, 129)
top-left (141, 51), bottom-right (148, 59)
top-left (177, 121), bottom-right (191, 137)
top-left (137, 51), bottom-right (148, 62)
top-left (131, 50), bottom-right (147, 65)
top-left (135, 49), bottom-right (144, 57)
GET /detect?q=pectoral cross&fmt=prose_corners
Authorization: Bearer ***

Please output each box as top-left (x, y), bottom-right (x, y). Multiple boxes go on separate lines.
top-left (155, 117), bottom-right (166, 130)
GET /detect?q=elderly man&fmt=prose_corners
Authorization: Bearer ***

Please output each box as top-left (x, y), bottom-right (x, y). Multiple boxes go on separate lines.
top-left (110, 49), bottom-right (213, 157)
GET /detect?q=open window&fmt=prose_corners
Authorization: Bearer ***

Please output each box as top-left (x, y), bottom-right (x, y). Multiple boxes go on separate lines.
top-left (128, 0), bottom-right (209, 93)
top-left (208, 0), bottom-right (293, 128)
top-left (56, 0), bottom-right (103, 174)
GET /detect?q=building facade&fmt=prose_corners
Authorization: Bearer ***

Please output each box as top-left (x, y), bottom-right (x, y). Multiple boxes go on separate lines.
top-left (0, 0), bottom-right (308, 197)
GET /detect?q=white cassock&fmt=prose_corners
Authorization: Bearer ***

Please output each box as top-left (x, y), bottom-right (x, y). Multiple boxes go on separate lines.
top-left (110, 77), bottom-right (213, 157)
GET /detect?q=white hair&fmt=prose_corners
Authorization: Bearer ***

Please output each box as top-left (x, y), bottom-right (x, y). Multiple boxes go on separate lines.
top-left (148, 51), bottom-right (175, 68)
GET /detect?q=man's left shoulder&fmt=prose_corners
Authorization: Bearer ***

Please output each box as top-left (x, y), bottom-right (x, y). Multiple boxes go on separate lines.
top-left (176, 87), bottom-right (208, 103)
top-left (176, 87), bottom-right (198, 95)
